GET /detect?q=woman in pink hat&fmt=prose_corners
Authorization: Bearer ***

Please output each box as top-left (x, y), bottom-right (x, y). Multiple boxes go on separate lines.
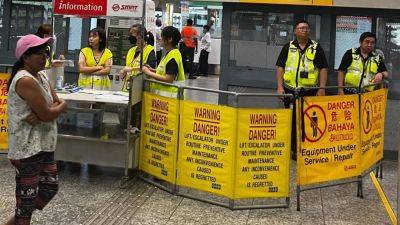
top-left (4, 34), bottom-right (67, 225)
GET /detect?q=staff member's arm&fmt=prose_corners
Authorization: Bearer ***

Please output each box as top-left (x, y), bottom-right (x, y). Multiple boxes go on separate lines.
top-left (337, 70), bottom-right (346, 95)
top-left (78, 52), bottom-right (103, 74)
top-left (141, 58), bottom-right (178, 83)
top-left (315, 44), bottom-right (329, 96)
top-left (318, 68), bottom-right (328, 96)
top-left (276, 67), bottom-right (285, 95)
top-left (275, 43), bottom-right (290, 95)
top-left (374, 56), bottom-right (388, 83)
top-left (337, 49), bottom-right (353, 95)
top-left (93, 58), bottom-right (112, 76)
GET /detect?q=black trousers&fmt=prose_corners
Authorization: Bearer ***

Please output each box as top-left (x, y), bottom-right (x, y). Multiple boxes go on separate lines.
top-left (283, 87), bottom-right (317, 160)
top-left (179, 43), bottom-right (195, 75)
top-left (197, 49), bottom-right (209, 76)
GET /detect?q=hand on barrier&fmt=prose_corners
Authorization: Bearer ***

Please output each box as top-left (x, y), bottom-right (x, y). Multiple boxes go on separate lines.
top-left (144, 64), bottom-right (156, 73)
top-left (119, 69), bottom-right (127, 80)
top-left (374, 73), bottom-right (383, 84)
top-left (277, 87), bottom-right (284, 95)
top-left (141, 66), bottom-right (151, 75)
top-left (316, 89), bottom-right (325, 96)
top-left (337, 88), bottom-right (345, 95)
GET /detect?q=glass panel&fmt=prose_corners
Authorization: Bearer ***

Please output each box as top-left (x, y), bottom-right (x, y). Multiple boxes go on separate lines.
top-left (53, 15), bottom-right (68, 56)
top-left (376, 18), bottom-right (400, 84)
top-left (306, 14), bottom-right (331, 68)
top-left (185, 5), bottom-right (223, 39)
top-left (334, 16), bottom-right (372, 69)
top-left (90, 18), bottom-right (98, 30)
top-left (8, 1), bottom-right (53, 51)
top-left (68, 18), bottom-right (83, 52)
top-left (229, 11), bottom-right (293, 69)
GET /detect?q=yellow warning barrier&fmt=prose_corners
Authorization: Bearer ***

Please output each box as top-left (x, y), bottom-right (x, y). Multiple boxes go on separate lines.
top-left (235, 108), bottom-right (291, 199)
top-left (297, 94), bottom-right (361, 185)
top-left (297, 88), bottom-right (388, 185)
top-left (177, 100), bottom-right (237, 198)
top-left (361, 89), bottom-right (388, 172)
top-left (139, 91), bottom-right (180, 183)
top-left (0, 73), bottom-right (10, 152)
top-left (139, 81), bottom-right (292, 207)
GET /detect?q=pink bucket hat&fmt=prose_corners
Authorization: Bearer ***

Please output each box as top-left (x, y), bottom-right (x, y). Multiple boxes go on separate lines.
top-left (15, 34), bottom-right (52, 60)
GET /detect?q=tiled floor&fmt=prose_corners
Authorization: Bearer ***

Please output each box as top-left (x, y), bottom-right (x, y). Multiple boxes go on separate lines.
top-left (0, 156), bottom-right (396, 225)
top-left (0, 76), bottom-right (397, 225)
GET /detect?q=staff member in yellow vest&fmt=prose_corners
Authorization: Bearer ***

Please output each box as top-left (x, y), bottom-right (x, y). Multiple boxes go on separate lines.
top-left (276, 20), bottom-right (328, 161)
top-left (119, 24), bottom-right (156, 128)
top-left (35, 24), bottom-right (65, 68)
top-left (78, 28), bottom-right (113, 90)
top-left (337, 32), bottom-right (388, 95)
top-left (141, 26), bottom-right (185, 98)
top-left (120, 24), bottom-right (156, 92)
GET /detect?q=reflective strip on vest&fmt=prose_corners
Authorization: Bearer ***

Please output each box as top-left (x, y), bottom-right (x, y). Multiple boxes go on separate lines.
top-left (345, 48), bottom-right (380, 91)
top-left (150, 49), bottom-right (185, 97)
top-left (78, 47), bottom-right (113, 90)
top-left (45, 46), bottom-right (54, 68)
top-left (283, 40), bottom-right (319, 89)
top-left (122, 45), bottom-right (154, 92)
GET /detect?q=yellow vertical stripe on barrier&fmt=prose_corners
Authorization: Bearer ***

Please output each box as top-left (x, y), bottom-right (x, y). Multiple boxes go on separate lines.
top-left (369, 172), bottom-right (397, 225)
top-left (296, 98), bottom-right (301, 185)
top-left (0, 73), bottom-right (10, 152)
top-left (231, 95), bottom-right (239, 202)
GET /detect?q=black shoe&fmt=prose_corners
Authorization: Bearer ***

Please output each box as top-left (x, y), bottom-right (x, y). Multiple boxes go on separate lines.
top-left (188, 75), bottom-right (197, 79)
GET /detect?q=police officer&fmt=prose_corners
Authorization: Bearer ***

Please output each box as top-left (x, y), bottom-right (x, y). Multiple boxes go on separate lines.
top-left (276, 20), bottom-right (328, 160)
top-left (337, 32), bottom-right (388, 95)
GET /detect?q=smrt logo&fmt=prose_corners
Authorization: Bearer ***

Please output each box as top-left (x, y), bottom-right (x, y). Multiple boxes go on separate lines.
top-left (112, 4), bottom-right (138, 12)
top-left (112, 4), bottom-right (120, 11)
top-left (121, 5), bottom-right (138, 12)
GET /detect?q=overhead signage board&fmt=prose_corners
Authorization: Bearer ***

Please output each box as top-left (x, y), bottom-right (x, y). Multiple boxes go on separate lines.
top-left (53, 0), bottom-right (144, 17)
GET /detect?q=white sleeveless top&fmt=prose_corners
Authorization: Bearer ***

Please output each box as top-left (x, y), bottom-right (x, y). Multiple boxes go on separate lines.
top-left (7, 70), bottom-right (57, 160)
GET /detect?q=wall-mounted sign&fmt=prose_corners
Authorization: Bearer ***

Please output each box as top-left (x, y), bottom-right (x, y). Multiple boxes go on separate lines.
top-left (54, 0), bottom-right (145, 17)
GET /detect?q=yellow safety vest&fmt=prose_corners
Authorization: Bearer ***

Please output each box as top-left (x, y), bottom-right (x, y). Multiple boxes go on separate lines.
top-left (45, 46), bottom-right (54, 68)
top-left (150, 49), bottom-right (185, 98)
top-left (122, 45), bottom-right (154, 92)
top-left (78, 47), bottom-right (113, 90)
top-left (283, 40), bottom-right (319, 89)
top-left (345, 48), bottom-right (380, 91)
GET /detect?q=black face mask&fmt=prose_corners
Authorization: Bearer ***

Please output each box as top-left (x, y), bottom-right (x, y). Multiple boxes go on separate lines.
top-left (128, 35), bottom-right (137, 45)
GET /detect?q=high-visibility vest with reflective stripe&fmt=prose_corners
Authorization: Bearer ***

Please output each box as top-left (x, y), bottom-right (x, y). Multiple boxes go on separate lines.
top-left (345, 48), bottom-right (380, 91)
top-left (122, 45), bottom-right (154, 92)
top-left (150, 49), bottom-right (185, 98)
top-left (283, 40), bottom-right (319, 89)
top-left (45, 46), bottom-right (52, 68)
top-left (78, 47), bottom-right (113, 90)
